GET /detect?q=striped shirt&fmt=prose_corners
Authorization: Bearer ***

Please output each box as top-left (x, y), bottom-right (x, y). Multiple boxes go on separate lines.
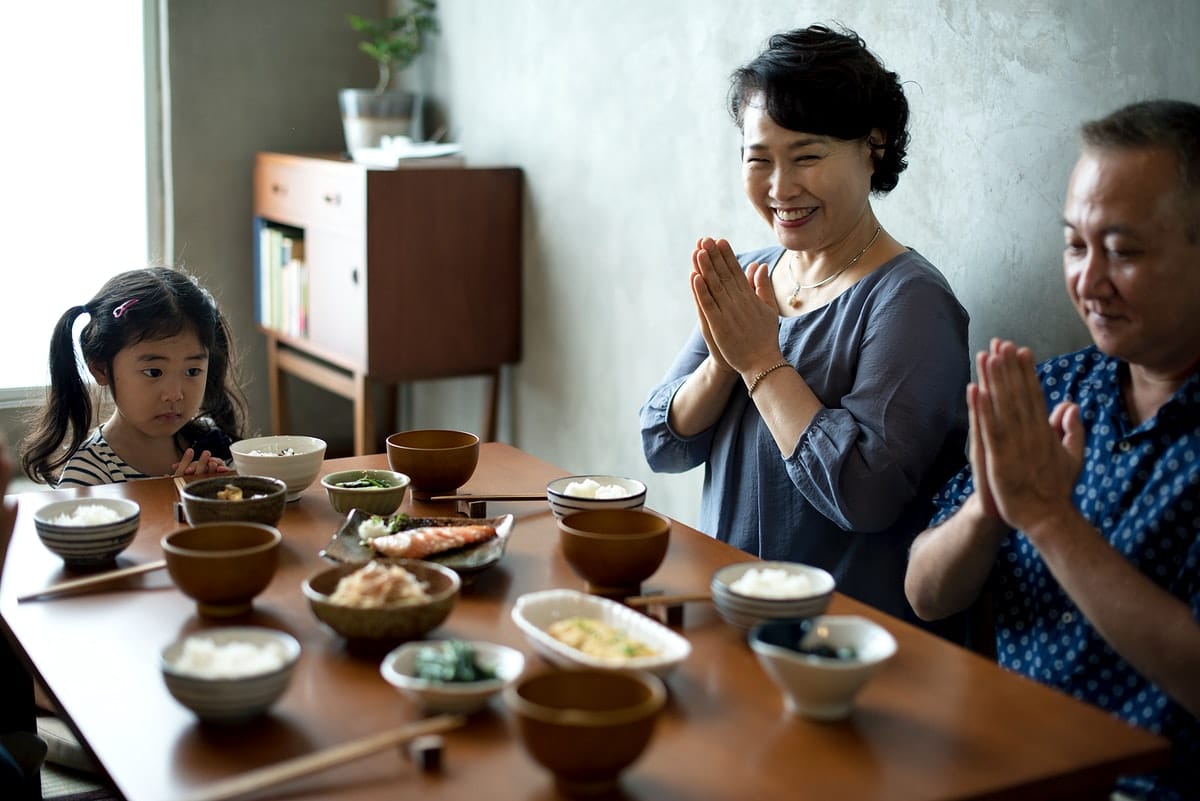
top-left (56, 428), bottom-right (149, 488)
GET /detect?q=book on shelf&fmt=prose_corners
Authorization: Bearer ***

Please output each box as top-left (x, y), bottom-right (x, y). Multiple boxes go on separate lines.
top-left (255, 222), bottom-right (308, 338)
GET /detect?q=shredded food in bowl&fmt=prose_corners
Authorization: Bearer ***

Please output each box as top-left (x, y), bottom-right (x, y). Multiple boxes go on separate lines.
top-left (328, 562), bottom-right (431, 608)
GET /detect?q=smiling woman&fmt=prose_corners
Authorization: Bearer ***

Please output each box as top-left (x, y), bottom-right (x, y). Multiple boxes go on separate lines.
top-left (0, 2), bottom-right (151, 395)
top-left (639, 24), bottom-right (971, 633)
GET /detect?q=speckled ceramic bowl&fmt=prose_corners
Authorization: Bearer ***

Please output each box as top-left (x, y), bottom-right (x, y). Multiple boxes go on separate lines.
top-left (302, 559), bottom-right (460, 641)
top-left (179, 475), bottom-right (287, 526)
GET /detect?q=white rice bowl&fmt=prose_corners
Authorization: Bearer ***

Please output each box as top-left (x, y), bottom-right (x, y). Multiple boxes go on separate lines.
top-left (33, 498), bottom-right (140, 565)
top-left (161, 626), bottom-right (301, 723)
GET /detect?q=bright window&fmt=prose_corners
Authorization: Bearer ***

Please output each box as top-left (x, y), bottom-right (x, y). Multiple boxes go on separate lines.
top-left (0, 2), bottom-right (148, 394)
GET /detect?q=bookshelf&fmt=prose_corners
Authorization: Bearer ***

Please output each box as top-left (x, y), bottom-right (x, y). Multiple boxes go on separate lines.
top-left (252, 152), bottom-right (523, 454)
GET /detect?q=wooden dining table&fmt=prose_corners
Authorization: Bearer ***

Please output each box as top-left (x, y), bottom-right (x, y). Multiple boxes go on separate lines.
top-left (0, 443), bottom-right (1169, 801)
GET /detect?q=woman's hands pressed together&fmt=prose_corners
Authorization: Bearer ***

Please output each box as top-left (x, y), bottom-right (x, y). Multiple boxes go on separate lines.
top-left (690, 237), bottom-right (783, 381)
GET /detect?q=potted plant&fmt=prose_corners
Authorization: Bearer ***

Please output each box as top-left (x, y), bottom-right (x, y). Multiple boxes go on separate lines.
top-left (339, 0), bottom-right (439, 158)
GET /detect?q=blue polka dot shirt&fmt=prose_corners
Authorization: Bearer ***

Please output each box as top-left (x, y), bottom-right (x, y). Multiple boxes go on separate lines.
top-left (932, 345), bottom-right (1200, 801)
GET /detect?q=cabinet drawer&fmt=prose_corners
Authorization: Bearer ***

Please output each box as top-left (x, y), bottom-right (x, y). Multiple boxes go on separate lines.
top-left (254, 156), bottom-right (365, 230)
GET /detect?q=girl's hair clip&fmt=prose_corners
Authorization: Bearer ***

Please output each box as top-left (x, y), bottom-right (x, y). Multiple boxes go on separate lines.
top-left (113, 298), bottom-right (140, 318)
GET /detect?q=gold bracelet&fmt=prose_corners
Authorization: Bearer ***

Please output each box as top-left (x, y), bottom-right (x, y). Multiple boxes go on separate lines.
top-left (746, 360), bottom-right (791, 396)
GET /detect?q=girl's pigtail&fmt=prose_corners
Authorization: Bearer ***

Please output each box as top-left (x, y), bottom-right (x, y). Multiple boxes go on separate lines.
top-left (21, 306), bottom-right (95, 483)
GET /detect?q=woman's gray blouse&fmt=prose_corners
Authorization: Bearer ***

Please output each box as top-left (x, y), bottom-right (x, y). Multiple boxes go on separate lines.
top-left (639, 247), bottom-right (969, 620)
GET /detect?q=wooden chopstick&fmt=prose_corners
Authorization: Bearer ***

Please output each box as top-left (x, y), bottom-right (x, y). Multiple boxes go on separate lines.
top-left (427, 493), bottom-right (546, 502)
top-left (179, 715), bottom-right (465, 801)
top-left (18, 559), bottom-right (168, 603)
top-left (624, 592), bottom-right (712, 608)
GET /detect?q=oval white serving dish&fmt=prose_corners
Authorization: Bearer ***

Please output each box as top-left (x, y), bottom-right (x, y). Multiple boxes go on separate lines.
top-left (511, 588), bottom-right (691, 677)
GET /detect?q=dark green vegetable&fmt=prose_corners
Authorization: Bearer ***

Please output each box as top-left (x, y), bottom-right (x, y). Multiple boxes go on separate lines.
top-left (413, 640), bottom-right (496, 683)
top-left (800, 642), bottom-right (858, 661)
top-left (335, 476), bottom-right (394, 489)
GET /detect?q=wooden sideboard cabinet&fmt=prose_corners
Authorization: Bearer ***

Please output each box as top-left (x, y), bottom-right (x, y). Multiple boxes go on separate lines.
top-left (252, 152), bottom-right (522, 454)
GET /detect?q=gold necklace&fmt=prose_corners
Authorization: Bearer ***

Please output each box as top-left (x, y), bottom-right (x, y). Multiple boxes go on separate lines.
top-left (787, 224), bottom-right (882, 309)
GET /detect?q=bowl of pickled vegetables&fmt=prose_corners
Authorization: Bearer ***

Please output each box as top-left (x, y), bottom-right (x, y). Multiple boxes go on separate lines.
top-left (379, 639), bottom-right (525, 714)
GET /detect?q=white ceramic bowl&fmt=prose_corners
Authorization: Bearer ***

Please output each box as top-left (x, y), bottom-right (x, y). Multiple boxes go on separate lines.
top-left (320, 469), bottom-right (411, 515)
top-left (380, 639), bottom-right (525, 715)
top-left (511, 589), bottom-right (691, 677)
top-left (230, 435), bottom-right (327, 502)
top-left (545, 475), bottom-right (647, 519)
top-left (749, 616), bottom-right (897, 721)
top-left (33, 498), bottom-right (140, 566)
top-left (160, 626), bottom-right (301, 723)
top-left (710, 561), bottom-right (836, 632)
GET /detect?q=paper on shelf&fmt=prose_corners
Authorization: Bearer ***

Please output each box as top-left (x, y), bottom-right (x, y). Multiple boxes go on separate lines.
top-left (350, 138), bottom-right (464, 168)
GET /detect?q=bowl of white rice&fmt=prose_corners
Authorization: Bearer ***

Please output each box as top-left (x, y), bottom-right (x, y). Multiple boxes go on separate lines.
top-left (32, 498), bottom-right (140, 566)
top-left (710, 561), bottom-right (836, 633)
top-left (545, 475), bottom-right (647, 518)
top-left (160, 626), bottom-right (301, 723)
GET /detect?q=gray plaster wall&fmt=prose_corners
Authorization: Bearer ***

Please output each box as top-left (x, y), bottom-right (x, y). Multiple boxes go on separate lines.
top-left (409, 0), bottom-right (1200, 527)
top-left (14, 3), bottom-right (1185, 514)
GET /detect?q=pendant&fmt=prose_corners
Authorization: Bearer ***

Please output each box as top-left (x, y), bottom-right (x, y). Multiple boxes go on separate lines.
top-left (788, 288), bottom-right (803, 309)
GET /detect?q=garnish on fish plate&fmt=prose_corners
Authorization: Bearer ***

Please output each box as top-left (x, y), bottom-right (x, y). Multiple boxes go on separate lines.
top-left (357, 513), bottom-right (410, 542)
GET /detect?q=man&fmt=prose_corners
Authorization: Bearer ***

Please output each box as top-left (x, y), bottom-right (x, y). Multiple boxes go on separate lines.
top-left (905, 99), bottom-right (1200, 801)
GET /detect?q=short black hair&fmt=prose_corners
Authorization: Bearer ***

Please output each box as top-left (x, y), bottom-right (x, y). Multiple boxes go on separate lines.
top-left (1081, 99), bottom-right (1200, 199)
top-left (728, 24), bottom-right (910, 194)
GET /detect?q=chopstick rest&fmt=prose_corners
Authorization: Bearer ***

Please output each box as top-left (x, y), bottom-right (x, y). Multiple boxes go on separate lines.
top-left (406, 734), bottom-right (444, 772)
top-left (624, 592), bottom-right (712, 627)
top-left (623, 592), bottom-right (713, 608)
top-left (18, 560), bottom-right (168, 603)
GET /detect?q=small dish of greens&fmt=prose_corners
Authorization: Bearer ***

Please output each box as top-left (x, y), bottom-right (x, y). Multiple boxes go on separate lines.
top-left (380, 639), bottom-right (525, 715)
top-left (320, 469), bottom-right (412, 515)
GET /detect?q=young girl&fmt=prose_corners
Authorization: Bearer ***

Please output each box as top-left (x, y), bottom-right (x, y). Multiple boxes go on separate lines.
top-left (21, 267), bottom-right (248, 487)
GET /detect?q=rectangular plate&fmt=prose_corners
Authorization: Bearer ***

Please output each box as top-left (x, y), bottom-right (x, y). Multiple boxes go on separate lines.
top-left (322, 510), bottom-right (515, 576)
